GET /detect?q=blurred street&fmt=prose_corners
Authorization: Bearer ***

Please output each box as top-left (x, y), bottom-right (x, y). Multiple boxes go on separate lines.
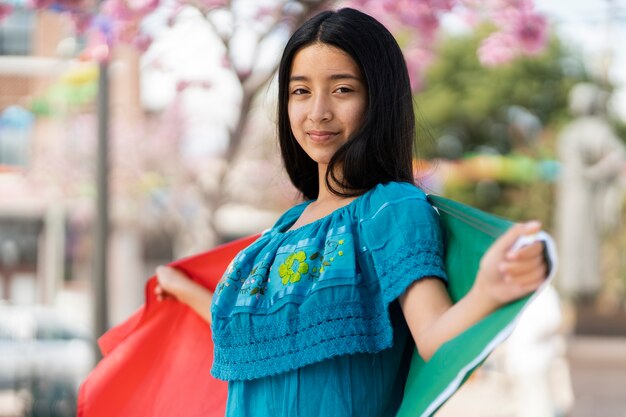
top-left (567, 336), bottom-right (626, 417)
top-left (433, 335), bottom-right (626, 417)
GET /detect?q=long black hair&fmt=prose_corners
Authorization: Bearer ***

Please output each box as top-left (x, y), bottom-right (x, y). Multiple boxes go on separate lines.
top-left (277, 8), bottom-right (416, 200)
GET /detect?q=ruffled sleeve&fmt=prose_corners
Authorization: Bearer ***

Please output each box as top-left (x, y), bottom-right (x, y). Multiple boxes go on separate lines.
top-left (358, 183), bottom-right (447, 306)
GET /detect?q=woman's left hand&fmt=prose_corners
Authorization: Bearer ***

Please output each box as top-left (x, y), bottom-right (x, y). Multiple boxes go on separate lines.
top-left (472, 221), bottom-right (548, 309)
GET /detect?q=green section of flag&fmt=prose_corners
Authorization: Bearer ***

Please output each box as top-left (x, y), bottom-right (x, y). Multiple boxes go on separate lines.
top-left (397, 195), bottom-right (535, 417)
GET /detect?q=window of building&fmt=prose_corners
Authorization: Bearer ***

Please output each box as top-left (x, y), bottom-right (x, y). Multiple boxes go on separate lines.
top-left (0, 8), bottom-right (35, 56)
top-left (0, 106), bottom-right (34, 167)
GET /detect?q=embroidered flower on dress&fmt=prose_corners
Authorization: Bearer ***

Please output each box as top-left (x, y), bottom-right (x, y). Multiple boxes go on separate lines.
top-left (216, 256), bottom-right (249, 294)
top-left (236, 262), bottom-right (271, 297)
top-left (278, 251), bottom-right (309, 284)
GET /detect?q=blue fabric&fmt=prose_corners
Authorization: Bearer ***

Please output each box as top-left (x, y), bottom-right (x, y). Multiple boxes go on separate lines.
top-left (211, 182), bottom-right (447, 415)
top-left (225, 303), bottom-right (413, 417)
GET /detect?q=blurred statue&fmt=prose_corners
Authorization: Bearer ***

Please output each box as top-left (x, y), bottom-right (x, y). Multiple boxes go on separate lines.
top-left (555, 82), bottom-right (626, 300)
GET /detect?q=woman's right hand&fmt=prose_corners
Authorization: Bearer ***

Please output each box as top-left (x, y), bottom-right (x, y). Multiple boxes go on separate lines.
top-left (154, 265), bottom-right (215, 326)
top-left (155, 265), bottom-right (192, 302)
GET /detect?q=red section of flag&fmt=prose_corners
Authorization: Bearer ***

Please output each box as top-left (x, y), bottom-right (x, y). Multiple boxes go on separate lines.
top-left (77, 234), bottom-right (260, 417)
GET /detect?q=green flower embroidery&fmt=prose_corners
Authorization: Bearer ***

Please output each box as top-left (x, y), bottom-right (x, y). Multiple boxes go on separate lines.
top-left (245, 263), bottom-right (271, 297)
top-left (278, 251), bottom-right (309, 285)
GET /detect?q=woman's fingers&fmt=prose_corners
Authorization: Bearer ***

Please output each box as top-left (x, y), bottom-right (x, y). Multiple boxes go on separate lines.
top-left (500, 248), bottom-right (545, 277)
top-left (154, 265), bottom-right (198, 303)
top-left (155, 266), bottom-right (181, 301)
top-left (507, 264), bottom-right (546, 286)
top-left (481, 222), bottom-right (541, 273)
top-left (505, 240), bottom-right (544, 261)
top-left (476, 221), bottom-right (552, 306)
top-left (500, 245), bottom-right (547, 296)
top-left (154, 283), bottom-right (171, 301)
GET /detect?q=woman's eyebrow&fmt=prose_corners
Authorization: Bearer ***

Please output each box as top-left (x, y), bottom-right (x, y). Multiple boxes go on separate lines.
top-left (289, 73), bottom-right (362, 82)
top-left (328, 73), bottom-right (362, 81)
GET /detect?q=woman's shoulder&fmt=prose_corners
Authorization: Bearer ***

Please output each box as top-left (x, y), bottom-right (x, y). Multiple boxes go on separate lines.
top-left (355, 181), bottom-right (442, 246)
top-left (371, 181), bottom-right (427, 201)
top-left (356, 181), bottom-right (430, 219)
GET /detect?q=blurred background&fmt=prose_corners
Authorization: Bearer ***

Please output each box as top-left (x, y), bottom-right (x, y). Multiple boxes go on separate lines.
top-left (0, 0), bottom-right (624, 416)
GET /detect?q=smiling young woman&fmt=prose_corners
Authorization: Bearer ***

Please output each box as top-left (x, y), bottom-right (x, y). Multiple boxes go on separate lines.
top-left (155, 8), bottom-right (548, 417)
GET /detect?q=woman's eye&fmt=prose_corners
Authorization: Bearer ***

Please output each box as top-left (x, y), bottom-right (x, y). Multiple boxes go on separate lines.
top-left (291, 88), bottom-right (309, 95)
top-left (335, 87), bottom-right (353, 93)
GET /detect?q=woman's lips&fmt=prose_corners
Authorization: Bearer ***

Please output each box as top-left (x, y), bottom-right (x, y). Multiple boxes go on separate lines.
top-left (307, 130), bottom-right (338, 142)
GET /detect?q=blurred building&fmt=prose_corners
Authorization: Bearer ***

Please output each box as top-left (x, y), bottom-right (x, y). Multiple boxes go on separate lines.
top-left (0, 10), bottom-right (143, 326)
top-left (0, 11), bottom-right (67, 306)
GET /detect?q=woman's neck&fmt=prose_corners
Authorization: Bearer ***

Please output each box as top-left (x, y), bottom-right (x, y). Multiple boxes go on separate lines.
top-left (285, 165), bottom-right (356, 232)
top-left (316, 164), bottom-right (347, 203)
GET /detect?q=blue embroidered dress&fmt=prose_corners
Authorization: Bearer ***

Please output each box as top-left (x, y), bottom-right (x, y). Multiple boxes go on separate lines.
top-left (211, 182), bottom-right (447, 416)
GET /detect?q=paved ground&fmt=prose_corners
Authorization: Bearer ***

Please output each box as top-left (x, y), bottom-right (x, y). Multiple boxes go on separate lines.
top-left (567, 336), bottom-right (626, 417)
top-left (435, 335), bottom-right (626, 417)
top-left (0, 392), bottom-right (23, 417)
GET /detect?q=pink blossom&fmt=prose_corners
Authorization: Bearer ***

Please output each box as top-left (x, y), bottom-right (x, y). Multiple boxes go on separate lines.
top-left (492, 0), bottom-right (534, 12)
top-left (383, 0), bottom-right (454, 12)
top-left (236, 67), bottom-right (252, 80)
top-left (69, 12), bottom-right (92, 34)
top-left (27, 0), bottom-right (55, 9)
top-left (132, 31), bottom-right (153, 52)
top-left (425, 0), bottom-right (455, 12)
top-left (478, 31), bottom-right (517, 66)
top-left (113, 21), bottom-right (142, 44)
top-left (96, 5), bottom-right (152, 49)
top-left (178, 0), bottom-right (227, 10)
top-left (101, 0), bottom-right (157, 20)
top-left (342, 0), bottom-right (370, 8)
top-left (176, 79), bottom-right (212, 92)
top-left (221, 54), bottom-right (231, 69)
top-left (0, 3), bottom-right (13, 20)
top-left (80, 28), bottom-right (111, 62)
top-left (29, 0), bottom-right (91, 12)
top-left (166, 3), bottom-right (184, 26)
top-left (512, 12), bottom-right (546, 54)
top-left (342, 0), bottom-right (397, 29)
top-left (101, 0), bottom-right (133, 20)
top-left (176, 80), bottom-right (190, 92)
top-left (458, 8), bottom-right (479, 27)
top-left (486, 0), bottom-right (537, 28)
top-left (484, 3), bottom-right (548, 56)
top-left (255, 5), bottom-right (278, 21)
top-left (125, 0), bottom-right (159, 15)
top-left (360, 0), bottom-right (462, 44)
top-left (458, 0), bottom-right (483, 8)
top-left (469, 0), bottom-right (547, 61)
top-left (56, 0), bottom-right (90, 10)
top-left (197, 0), bottom-right (228, 9)
top-left (396, 3), bottom-right (441, 42)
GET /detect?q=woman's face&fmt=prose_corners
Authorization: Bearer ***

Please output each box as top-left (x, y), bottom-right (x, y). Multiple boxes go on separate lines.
top-left (287, 43), bottom-right (367, 168)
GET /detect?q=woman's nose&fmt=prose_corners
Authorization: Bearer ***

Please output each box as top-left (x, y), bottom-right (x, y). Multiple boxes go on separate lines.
top-left (308, 94), bottom-right (332, 122)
